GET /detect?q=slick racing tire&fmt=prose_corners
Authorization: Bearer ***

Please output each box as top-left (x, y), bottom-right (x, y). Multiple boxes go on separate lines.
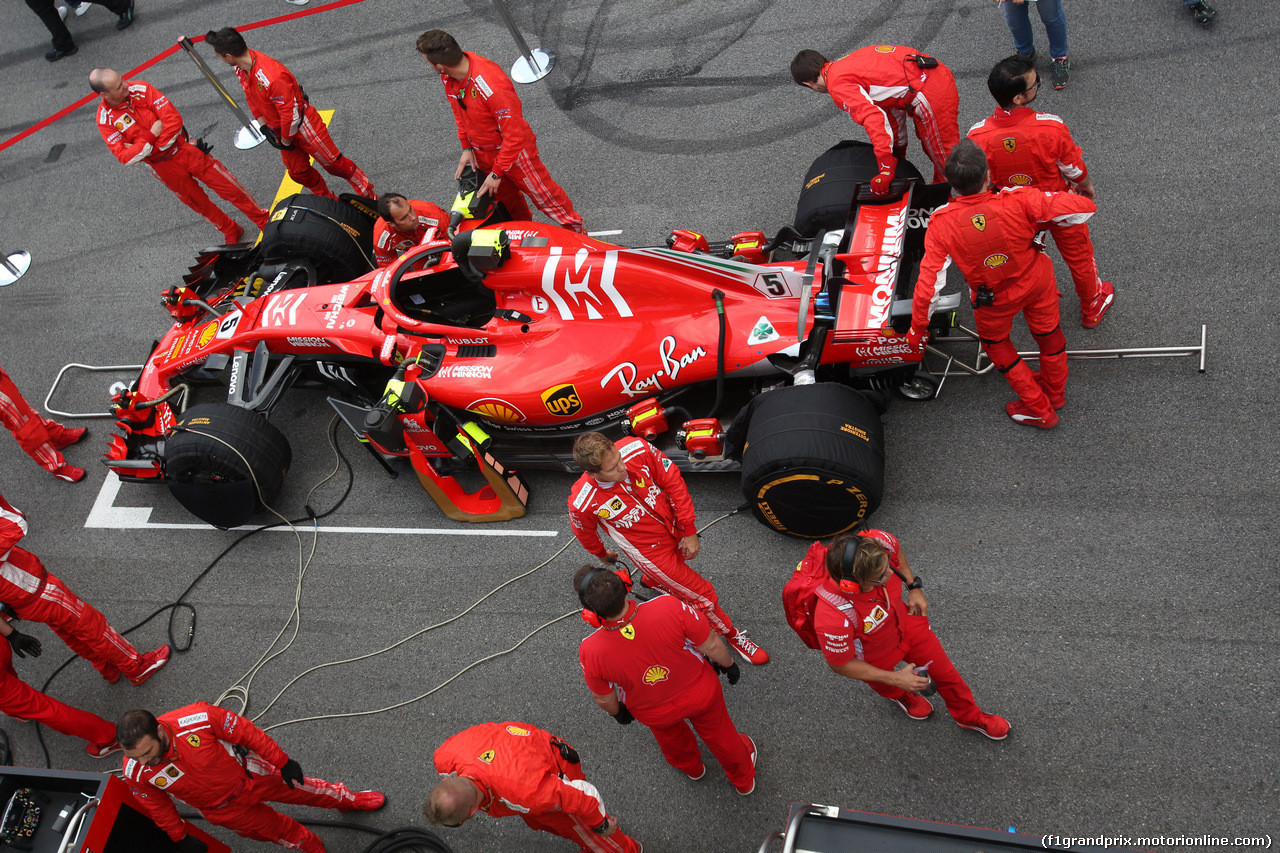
top-left (740, 383), bottom-right (885, 539)
top-left (793, 140), bottom-right (924, 237)
top-left (164, 403), bottom-right (292, 529)
top-left (261, 193), bottom-right (376, 284)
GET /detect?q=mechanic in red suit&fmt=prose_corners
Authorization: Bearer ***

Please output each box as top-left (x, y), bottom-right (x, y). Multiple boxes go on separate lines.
top-left (426, 720), bottom-right (640, 853)
top-left (568, 432), bottom-right (768, 664)
top-left (576, 566), bottom-right (758, 795)
top-left (0, 366), bottom-right (86, 482)
top-left (807, 529), bottom-right (1010, 739)
top-left (373, 193), bottom-right (449, 267)
top-left (1, 494), bottom-right (170, 685)
top-left (0, 619), bottom-right (120, 758)
top-left (416, 29), bottom-right (586, 234)
top-left (118, 704), bottom-right (384, 853)
top-left (205, 27), bottom-right (375, 202)
top-left (791, 45), bottom-right (960, 192)
top-left (968, 55), bottom-right (1114, 328)
top-left (89, 69), bottom-right (268, 246)
top-left (908, 140), bottom-right (1096, 428)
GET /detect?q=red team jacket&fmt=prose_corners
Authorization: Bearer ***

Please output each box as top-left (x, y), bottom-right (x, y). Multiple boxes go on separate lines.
top-left (968, 106), bottom-right (1088, 192)
top-left (95, 80), bottom-right (185, 166)
top-left (122, 703), bottom-right (291, 840)
top-left (372, 200), bottom-right (449, 267)
top-left (910, 187), bottom-right (1097, 331)
top-left (811, 530), bottom-right (909, 667)
top-left (440, 52), bottom-right (536, 178)
top-left (433, 722), bottom-right (608, 823)
top-left (568, 439), bottom-right (697, 561)
top-left (578, 595), bottom-right (718, 725)
top-left (822, 45), bottom-right (941, 162)
top-left (233, 51), bottom-right (308, 138)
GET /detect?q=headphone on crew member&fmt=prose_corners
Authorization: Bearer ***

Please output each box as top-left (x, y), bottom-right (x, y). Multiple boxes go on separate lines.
top-left (836, 534), bottom-right (868, 595)
top-left (579, 566), bottom-right (636, 629)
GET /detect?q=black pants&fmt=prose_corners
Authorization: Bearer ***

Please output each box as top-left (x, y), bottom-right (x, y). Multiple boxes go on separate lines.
top-left (25, 0), bottom-right (128, 50)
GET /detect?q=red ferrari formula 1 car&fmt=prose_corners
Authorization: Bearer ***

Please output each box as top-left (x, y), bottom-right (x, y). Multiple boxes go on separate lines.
top-left (105, 143), bottom-right (958, 537)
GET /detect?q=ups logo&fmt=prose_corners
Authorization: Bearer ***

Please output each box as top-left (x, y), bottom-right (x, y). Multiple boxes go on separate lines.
top-left (541, 384), bottom-right (583, 418)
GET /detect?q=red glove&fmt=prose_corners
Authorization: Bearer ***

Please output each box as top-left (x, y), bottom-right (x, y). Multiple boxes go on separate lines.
top-left (905, 326), bottom-right (927, 351)
top-left (869, 158), bottom-right (896, 197)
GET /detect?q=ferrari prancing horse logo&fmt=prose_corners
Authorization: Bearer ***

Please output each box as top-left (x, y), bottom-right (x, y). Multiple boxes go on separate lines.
top-left (186, 734), bottom-right (201, 748)
top-left (971, 215), bottom-right (987, 231)
top-left (1002, 137), bottom-right (1017, 153)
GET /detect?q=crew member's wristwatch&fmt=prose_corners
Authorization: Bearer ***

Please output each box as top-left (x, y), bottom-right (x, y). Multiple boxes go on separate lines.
top-left (905, 576), bottom-right (923, 591)
top-left (593, 817), bottom-right (610, 833)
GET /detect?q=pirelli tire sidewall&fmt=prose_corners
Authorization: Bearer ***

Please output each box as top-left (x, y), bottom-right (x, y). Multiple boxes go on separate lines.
top-left (261, 192), bottom-right (375, 284)
top-left (740, 384), bottom-right (885, 539)
top-left (164, 403), bottom-right (293, 527)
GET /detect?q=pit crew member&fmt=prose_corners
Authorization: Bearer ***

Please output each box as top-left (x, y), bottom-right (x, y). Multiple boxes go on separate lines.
top-left (791, 45), bottom-right (960, 191)
top-left (2, 493), bottom-right (170, 685)
top-left (809, 530), bottom-right (1010, 739)
top-left (568, 432), bottom-right (768, 664)
top-left (416, 29), bottom-right (585, 234)
top-left (89, 69), bottom-right (269, 246)
top-left (426, 720), bottom-right (640, 852)
top-left (908, 140), bottom-right (1096, 428)
top-left (205, 27), bottom-right (375, 201)
top-left (373, 193), bottom-right (449, 267)
top-left (0, 366), bottom-right (86, 482)
top-left (118, 704), bottom-right (384, 853)
top-left (576, 566), bottom-right (758, 795)
top-left (0, 619), bottom-right (120, 758)
top-left (968, 55), bottom-right (1114, 328)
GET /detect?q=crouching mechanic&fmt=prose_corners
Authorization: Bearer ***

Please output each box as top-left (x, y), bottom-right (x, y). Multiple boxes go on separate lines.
top-left (568, 432), bottom-right (768, 665)
top-left (908, 140), bottom-right (1097, 429)
top-left (809, 530), bottom-right (1010, 739)
top-left (373, 193), bottom-right (449, 267)
top-left (426, 720), bottom-right (640, 852)
top-left (576, 566), bottom-right (758, 795)
top-left (118, 704), bottom-right (384, 853)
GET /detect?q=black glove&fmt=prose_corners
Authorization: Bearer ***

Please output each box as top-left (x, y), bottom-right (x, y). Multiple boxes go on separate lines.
top-left (280, 758), bottom-right (305, 790)
top-left (174, 835), bottom-right (209, 853)
top-left (194, 137), bottom-right (213, 156)
top-left (7, 630), bottom-right (42, 659)
top-left (611, 703), bottom-right (634, 725)
top-left (707, 657), bottom-right (740, 685)
top-left (260, 125), bottom-right (296, 151)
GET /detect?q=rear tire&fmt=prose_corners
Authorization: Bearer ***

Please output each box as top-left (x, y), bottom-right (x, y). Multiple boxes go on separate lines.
top-left (261, 193), bottom-right (376, 284)
top-left (740, 384), bottom-right (885, 538)
top-left (164, 403), bottom-right (292, 529)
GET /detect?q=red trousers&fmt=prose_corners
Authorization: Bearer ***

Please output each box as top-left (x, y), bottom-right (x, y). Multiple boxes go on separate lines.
top-left (631, 542), bottom-right (735, 637)
top-left (0, 368), bottom-right (72, 474)
top-left (0, 639), bottom-right (116, 748)
top-left (148, 142), bottom-right (268, 243)
top-left (278, 106), bottom-right (374, 200)
top-left (863, 612), bottom-right (983, 725)
top-left (518, 762), bottom-right (640, 853)
top-left (644, 682), bottom-right (754, 790)
top-left (474, 147), bottom-right (584, 233)
top-left (974, 253), bottom-right (1067, 416)
top-left (203, 753), bottom-right (359, 853)
top-left (888, 64), bottom-right (960, 182)
top-left (13, 569), bottom-right (147, 681)
top-left (1048, 221), bottom-right (1103, 304)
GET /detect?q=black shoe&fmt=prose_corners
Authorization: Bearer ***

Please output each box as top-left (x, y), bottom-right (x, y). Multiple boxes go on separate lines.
top-left (115, 0), bottom-right (134, 29)
top-left (0, 729), bottom-right (11, 766)
top-left (1017, 49), bottom-right (1036, 64)
top-left (45, 45), bottom-right (79, 62)
top-left (1187, 1), bottom-right (1215, 24)
top-left (1050, 57), bottom-right (1070, 90)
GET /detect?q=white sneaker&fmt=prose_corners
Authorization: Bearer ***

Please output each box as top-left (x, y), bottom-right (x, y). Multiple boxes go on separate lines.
top-left (74, 2), bottom-right (92, 15)
top-left (58, 5), bottom-right (69, 19)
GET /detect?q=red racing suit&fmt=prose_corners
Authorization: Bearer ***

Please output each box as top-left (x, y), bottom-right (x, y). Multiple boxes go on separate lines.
top-left (123, 703), bottom-right (362, 852)
top-left (0, 494), bottom-right (150, 682)
top-left (441, 52), bottom-right (584, 233)
top-left (234, 51), bottom-right (374, 200)
top-left (0, 634), bottom-right (117, 749)
top-left (434, 721), bottom-right (639, 853)
top-left (968, 106), bottom-right (1103, 303)
top-left (568, 437), bottom-right (735, 636)
top-left (579, 595), bottom-right (754, 789)
top-left (96, 80), bottom-right (267, 243)
top-left (0, 367), bottom-right (77, 476)
top-left (809, 531), bottom-right (984, 725)
top-left (372, 199), bottom-right (448, 266)
top-left (910, 187), bottom-right (1096, 415)
top-left (823, 45), bottom-right (960, 182)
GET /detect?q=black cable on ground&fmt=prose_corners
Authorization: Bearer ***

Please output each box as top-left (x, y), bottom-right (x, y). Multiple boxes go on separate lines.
top-left (32, 417), bottom-right (356, 768)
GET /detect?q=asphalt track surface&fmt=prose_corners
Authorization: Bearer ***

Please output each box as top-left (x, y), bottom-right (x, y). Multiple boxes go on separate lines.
top-left (1, 1), bottom-right (1277, 852)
